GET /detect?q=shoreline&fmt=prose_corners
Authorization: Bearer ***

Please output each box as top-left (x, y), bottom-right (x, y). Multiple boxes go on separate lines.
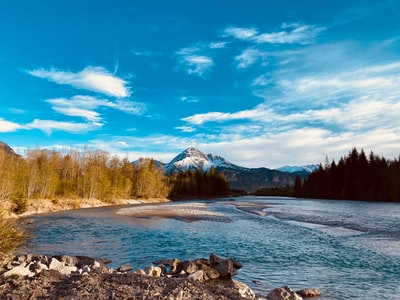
top-left (9, 197), bottom-right (170, 218)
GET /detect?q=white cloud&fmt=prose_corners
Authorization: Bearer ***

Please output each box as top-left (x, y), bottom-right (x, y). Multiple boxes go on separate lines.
top-left (183, 55), bottom-right (214, 76)
top-left (0, 118), bottom-right (23, 132)
top-left (46, 95), bottom-right (145, 125)
top-left (224, 26), bottom-right (258, 40)
top-left (235, 48), bottom-right (267, 68)
top-left (224, 23), bottom-right (324, 45)
top-left (209, 41), bottom-right (228, 49)
top-left (175, 125), bottom-right (196, 133)
top-left (176, 47), bottom-right (214, 76)
top-left (27, 66), bottom-right (130, 98)
top-left (254, 23), bottom-right (324, 44)
top-left (181, 96), bottom-right (200, 103)
top-left (26, 119), bottom-right (99, 135)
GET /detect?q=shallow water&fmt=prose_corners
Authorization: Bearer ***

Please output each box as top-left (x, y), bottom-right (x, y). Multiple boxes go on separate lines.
top-left (19, 197), bottom-right (400, 299)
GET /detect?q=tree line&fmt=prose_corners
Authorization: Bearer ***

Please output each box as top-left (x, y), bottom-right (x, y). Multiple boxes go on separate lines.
top-left (294, 148), bottom-right (400, 201)
top-left (0, 147), bottom-right (230, 213)
top-left (168, 167), bottom-right (230, 200)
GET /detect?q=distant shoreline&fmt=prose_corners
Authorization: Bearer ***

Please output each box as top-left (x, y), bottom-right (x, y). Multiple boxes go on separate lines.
top-left (13, 197), bottom-right (170, 218)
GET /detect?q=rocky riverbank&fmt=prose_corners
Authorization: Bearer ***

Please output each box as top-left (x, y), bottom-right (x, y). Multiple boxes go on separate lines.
top-left (0, 253), bottom-right (320, 299)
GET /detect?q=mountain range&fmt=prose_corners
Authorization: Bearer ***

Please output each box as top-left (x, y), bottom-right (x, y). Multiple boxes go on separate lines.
top-left (1, 141), bottom-right (317, 193)
top-left (161, 147), bottom-right (317, 192)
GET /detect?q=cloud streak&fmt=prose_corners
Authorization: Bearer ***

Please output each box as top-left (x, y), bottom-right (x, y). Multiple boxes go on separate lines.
top-left (176, 47), bottom-right (214, 76)
top-left (224, 23), bottom-right (324, 45)
top-left (27, 66), bottom-right (130, 98)
top-left (0, 118), bottom-right (23, 132)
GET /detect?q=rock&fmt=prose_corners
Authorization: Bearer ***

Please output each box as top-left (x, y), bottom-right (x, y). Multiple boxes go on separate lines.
top-left (232, 279), bottom-right (255, 298)
top-left (209, 253), bottom-right (235, 278)
top-left (144, 266), bottom-right (162, 277)
top-left (296, 288), bottom-right (321, 298)
top-left (0, 253), bottom-right (257, 300)
top-left (170, 258), bottom-right (181, 273)
top-left (26, 254), bottom-right (50, 266)
top-left (117, 264), bottom-right (133, 272)
top-left (188, 270), bottom-right (207, 282)
top-left (200, 264), bottom-right (220, 279)
top-left (54, 255), bottom-right (78, 266)
top-left (75, 256), bottom-right (96, 268)
top-left (3, 263), bottom-right (35, 278)
top-left (267, 286), bottom-right (302, 300)
top-left (93, 261), bottom-right (101, 269)
top-left (28, 261), bottom-right (48, 274)
top-left (179, 260), bottom-right (199, 274)
top-left (49, 257), bottom-right (78, 275)
top-left (133, 269), bottom-right (146, 275)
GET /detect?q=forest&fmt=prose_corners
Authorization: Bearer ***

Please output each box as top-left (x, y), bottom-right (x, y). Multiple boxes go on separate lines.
top-left (0, 146), bottom-right (230, 215)
top-left (294, 148), bottom-right (400, 202)
top-left (168, 167), bottom-right (230, 200)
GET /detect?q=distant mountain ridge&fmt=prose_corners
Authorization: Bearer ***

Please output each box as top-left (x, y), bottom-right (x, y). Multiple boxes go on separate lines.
top-left (163, 147), bottom-right (313, 192)
top-left (277, 165), bottom-right (319, 173)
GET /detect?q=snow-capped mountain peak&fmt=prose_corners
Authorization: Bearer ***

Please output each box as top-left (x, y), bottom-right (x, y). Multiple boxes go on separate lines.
top-left (164, 147), bottom-right (235, 173)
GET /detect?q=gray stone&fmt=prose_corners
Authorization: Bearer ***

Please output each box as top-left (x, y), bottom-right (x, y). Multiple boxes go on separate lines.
top-left (54, 255), bottom-right (78, 266)
top-left (117, 264), bottom-right (132, 272)
top-left (267, 286), bottom-right (302, 300)
top-left (296, 288), bottom-right (321, 298)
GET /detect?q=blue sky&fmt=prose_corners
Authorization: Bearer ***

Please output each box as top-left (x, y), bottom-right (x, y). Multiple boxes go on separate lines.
top-left (1, 0), bottom-right (400, 168)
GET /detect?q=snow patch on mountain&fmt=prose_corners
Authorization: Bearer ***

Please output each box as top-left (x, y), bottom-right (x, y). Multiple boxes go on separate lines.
top-left (164, 147), bottom-right (239, 173)
top-left (277, 164), bottom-right (319, 173)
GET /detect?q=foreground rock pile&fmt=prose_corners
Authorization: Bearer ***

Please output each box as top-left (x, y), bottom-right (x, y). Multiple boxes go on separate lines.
top-left (0, 253), bottom-right (320, 299)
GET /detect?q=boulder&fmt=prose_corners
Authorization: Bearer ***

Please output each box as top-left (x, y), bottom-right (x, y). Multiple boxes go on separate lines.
top-left (117, 265), bottom-right (133, 272)
top-left (267, 286), bottom-right (302, 300)
top-left (49, 257), bottom-right (78, 275)
top-left (54, 255), bottom-right (78, 266)
top-left (231, 279), bottom-right (255, 298)
top-left (179, 260), bottom-right (199, 274)
top-left (200, 264), bottom-right (220, 279)
top-left (209, 253), bottom-right (235, 278)
top-left (3, 263), bottom-right (35, 278)
top-left (188, 270), bottom-right (207, 282)
top-left (28, 261), bottom-right (48, 274)
top-left (144, 266), bottom-right (163, 277)
top-left (296, 288), bottom-right (321, 298)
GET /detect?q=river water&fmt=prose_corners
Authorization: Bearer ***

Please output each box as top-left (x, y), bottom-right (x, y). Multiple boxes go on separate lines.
top-left (18, 197), bottom-right (400, 299)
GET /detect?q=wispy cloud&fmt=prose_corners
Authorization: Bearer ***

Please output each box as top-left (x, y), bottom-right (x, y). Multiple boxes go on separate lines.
top-left (209, 41), bottom-right (228, 49)
top-left (176, 47), bottom-right (214, 76)
top-left (0, 118), bottom-right (23, 132)
top-left (254, 23), bottom-right (324, 44)
top-left (224, 27), bottom-right (258, 40)
top-left (27, 66), bottom-right (130, 98)
top-left (46, 95), bottom-right (145, 125)
top-left (235, 48), bottom-right (268, 68)
top-left (224, 23), bottom-right (324, 45)
top-left (180, 96), bottom-right (200, 103)
top-left (26, 119), bottom-right (99, 136)
top-left (175, 46), bottom-right (215, 76)
top-left (174, 125), bottom-right (196, 133)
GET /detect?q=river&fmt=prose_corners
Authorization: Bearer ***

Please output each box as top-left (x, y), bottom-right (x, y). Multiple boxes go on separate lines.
top-left (18, 196), bottom-right (400, 299)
